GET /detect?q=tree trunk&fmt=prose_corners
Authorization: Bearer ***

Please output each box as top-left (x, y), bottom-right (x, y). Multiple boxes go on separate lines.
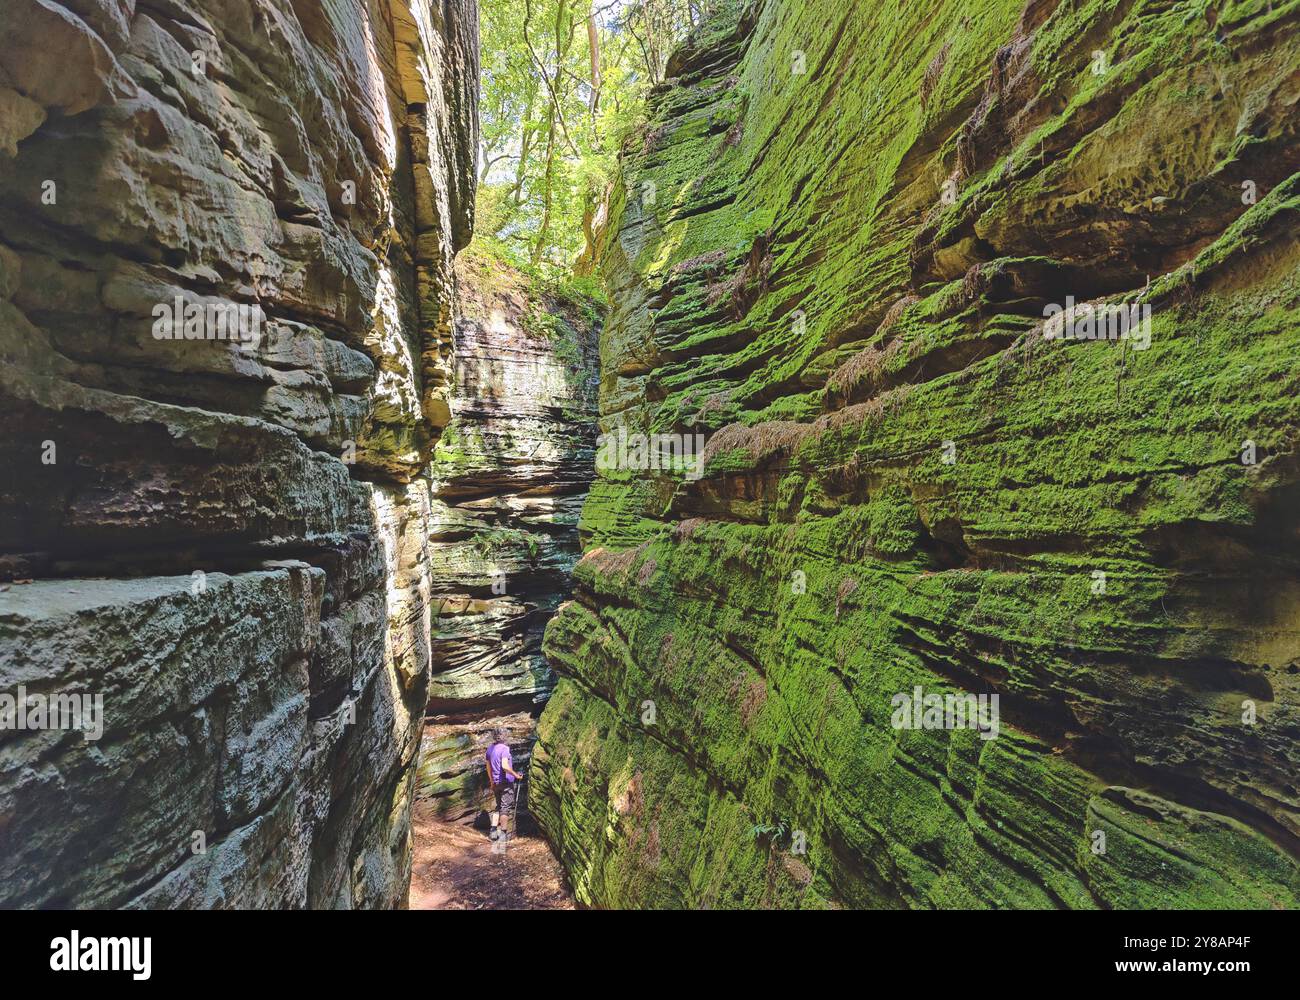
top-left (587, 4), bottom-right (601, 117)
top-left (531, 107), bottom-right (557, 265)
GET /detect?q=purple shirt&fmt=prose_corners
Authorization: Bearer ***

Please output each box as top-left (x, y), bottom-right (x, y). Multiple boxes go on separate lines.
top-left (486, 742), bottom-right (515, 785)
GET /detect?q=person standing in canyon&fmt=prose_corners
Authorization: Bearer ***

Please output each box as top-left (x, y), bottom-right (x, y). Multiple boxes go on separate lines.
top-left (485, 730), bottom-right (524, 842)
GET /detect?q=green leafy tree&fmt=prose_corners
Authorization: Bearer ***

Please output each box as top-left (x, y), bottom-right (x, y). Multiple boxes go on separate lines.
top-left (474, 0), bottom-right (717, 279)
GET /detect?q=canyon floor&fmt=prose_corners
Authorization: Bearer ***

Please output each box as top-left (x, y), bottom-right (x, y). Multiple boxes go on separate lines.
top-left (408, 800), bottom-right (574, 910)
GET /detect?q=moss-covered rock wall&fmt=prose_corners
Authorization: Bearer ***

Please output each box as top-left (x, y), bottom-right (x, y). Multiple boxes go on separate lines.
top-left (531, 0), bottom-right (1300, 908)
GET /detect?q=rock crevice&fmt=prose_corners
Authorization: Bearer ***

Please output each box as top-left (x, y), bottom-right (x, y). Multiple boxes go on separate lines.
top-left (417, 251), bottom-right (600, 822)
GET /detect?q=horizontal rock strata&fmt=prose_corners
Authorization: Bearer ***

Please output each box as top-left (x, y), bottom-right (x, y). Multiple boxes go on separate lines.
top-left (0, 0), bottom-right (477, 908)
top-left (417, 251), bottom-right (599, 821)
top-left (532, 0), bottom-right (1300, 908)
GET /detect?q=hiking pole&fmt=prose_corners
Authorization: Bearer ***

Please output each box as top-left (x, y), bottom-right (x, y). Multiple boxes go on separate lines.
top-left (511, 775), bottom-right (522, 842)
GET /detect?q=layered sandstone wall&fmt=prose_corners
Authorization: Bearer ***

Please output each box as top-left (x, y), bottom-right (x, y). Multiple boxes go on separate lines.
top-left (0, 0), bottom-right (477, 908)
top-left (417, 250), bottom-right (600, 821)
top-left (533, 0), bottom-right (1300, 908)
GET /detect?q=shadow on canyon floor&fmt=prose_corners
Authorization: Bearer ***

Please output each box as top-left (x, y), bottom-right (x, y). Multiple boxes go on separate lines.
top-left (408, 799), bottom-right (574, 910)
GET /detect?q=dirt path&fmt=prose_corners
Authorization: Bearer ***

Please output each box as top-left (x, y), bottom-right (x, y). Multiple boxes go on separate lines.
top-left (408, 799), bottom-right (575, 910)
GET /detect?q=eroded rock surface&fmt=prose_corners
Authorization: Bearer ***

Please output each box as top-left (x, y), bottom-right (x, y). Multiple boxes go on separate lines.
top-left (533, 0), bottom-right (1300, 908)
top-left (0, 0), bottom-right (477, 908)
top-left (417, 251), bottom-right (600, 820)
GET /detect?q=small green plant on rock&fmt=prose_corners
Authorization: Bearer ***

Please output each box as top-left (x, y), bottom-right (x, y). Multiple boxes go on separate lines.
top-left (471, 527), bottom-right (543, 565)
top-left (750, 819), bottom-right (791, 846)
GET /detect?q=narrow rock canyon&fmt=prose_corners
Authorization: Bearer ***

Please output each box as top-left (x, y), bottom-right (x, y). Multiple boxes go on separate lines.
top-left (2, 0), bottom-right (1299, 916)
top-left (417, 250), bottom-right (599, 821)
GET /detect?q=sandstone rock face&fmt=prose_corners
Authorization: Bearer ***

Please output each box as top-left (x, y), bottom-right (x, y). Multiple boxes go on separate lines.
top-left (533, 0), bottom-right (1300, 907)
top-left (0, 0), bottom-right (477, 908)
top-left (417, 251), bottom-right (599, 820)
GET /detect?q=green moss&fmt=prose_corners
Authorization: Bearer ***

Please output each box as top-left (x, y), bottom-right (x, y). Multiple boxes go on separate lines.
top-left (532, 0), bottom-right (1300, 909)
top-left (471, 526), bottom-right (543, 564)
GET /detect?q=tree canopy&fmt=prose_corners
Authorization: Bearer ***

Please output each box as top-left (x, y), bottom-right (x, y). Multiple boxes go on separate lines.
top-left (474, 0), bottom-right (717, 284)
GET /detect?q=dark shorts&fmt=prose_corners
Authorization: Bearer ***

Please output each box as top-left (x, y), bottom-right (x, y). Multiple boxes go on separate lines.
top-left (493, 783), bottom-right (517, 821)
